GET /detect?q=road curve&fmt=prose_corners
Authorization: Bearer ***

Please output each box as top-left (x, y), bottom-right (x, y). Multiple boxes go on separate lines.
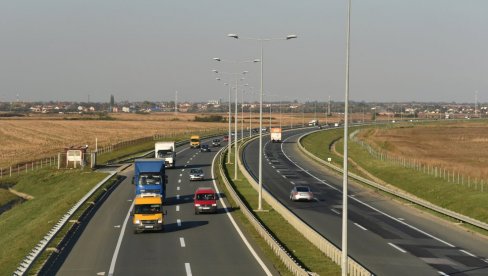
top-left (53, 136), bottom-right (275, 276)
top-left (242, 127), bottom-right (488, 276)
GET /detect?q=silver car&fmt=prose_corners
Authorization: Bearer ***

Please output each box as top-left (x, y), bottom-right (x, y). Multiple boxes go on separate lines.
top-left (290, 186), bottom-right (314, 201)
top-left (189, 168), bottom-right (205, 181)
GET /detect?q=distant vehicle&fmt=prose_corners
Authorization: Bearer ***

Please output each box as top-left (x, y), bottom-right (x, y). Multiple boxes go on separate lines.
top-left (308, 119), bottom-right (318, 126)
top-left (334, 123), bottom-right (339, 127)
top-left (133, 194), bottom-right (165, 233)
top-left (270, 127), bottom-right (282, 143)
top-left (193, 187), bottom-right (218, 214)
top-left (212, 138), bottom-right (221, 147)
top-left (252, 128), bottom-right (259, 133)
top-left (290, 186), bottom-right (314, 202)
top-left (189, 168), bottom-right (205, 181)
top-left (223, 135), bottom-right (229, 142)
top-left (155, 141), bottom-right (176, 168)
top-left (190, 135), bottom-right (201, 148)
top-left (200, 144), bottom-right (211, 152)
top-left (134, 159), bottom-right (167, 199)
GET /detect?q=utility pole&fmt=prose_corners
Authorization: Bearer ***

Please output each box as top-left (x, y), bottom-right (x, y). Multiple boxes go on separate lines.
top-left (175, 91), bottom-right (178, 115)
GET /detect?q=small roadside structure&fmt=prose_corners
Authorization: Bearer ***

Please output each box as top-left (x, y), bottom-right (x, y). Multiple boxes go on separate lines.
top-left (65, 145), bottom-right (89, 168)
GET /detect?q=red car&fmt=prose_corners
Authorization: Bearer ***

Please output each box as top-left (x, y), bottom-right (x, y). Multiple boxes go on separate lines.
top-left (223, 135), bottom-right (229, 142)
top-left (194, 187), bottom-right (218, 214)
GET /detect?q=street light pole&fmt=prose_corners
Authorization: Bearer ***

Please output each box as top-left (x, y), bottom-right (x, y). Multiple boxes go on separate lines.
top-left (228, 33), bottom-right (296, 211)
top-left (227, 83), bottom-right (232, 164)
top-left (234, 79), bottom-right (239, 180)
top-left (342, 0), bottom-right (352, 275)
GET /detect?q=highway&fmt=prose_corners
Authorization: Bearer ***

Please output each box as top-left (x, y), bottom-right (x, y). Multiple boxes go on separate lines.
top-left (52, 136), bottom-right (274, 276)
top-left (242, 127), bottom-right (488, 276)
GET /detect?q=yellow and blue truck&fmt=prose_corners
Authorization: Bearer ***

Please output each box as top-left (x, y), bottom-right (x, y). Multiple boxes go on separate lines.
top-left (133, 194), bottom-right (165, 233)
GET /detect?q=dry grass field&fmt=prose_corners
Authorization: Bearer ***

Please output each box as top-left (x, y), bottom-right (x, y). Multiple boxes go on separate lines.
top-left (358, 121), bottom-right (488, 179)
top-left (0, 111), bottom-right (349, 168)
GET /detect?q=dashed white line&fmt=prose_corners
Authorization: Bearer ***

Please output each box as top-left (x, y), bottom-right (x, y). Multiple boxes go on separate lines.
top-left (397, 218), bottom-right (405, 221)
top-left (354, 223), bottom-right (367, 231)
top-left (182, 169), bottom-right (185, 172)
top-left (176, 195), bottom-right (180, 200)
top-left (177, 186), bottom-right (180, 191)
top-left (180, 174), bottom-right (182, 177)
top-left (180, 237), bottom-right (186, 247)
top-left (177, 219), bottom-right (182, 227)
top-left (388, 242), bottom-right (407, 253)
top-left (176, 205), bottom-right (180, 212)
top-left (282, 175), bottom-right (286, 179)
top-left (178, 179), bottom-right (181, 183)
top-left (290, 181), bottom-right (295, 185)
top-left (272, 166), bottom-right (275, 168)
top-left (185, 263), bottom-right (192, 276)
top-left (460, 249), bottom-right (476, 257)
top-left (186, 161), bottom-right (190, 163)
top-left (331, 209), bottom-right (341, 215)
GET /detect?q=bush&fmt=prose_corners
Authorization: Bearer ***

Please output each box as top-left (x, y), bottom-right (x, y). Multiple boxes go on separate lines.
top-left (194, 115), bottom-right (225, 122)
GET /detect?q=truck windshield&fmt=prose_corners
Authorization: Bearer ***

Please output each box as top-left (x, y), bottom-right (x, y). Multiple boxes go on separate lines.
top-left (157, 150), bottom-right (173, 158)
top-left (191, 139), bottom-right (199, 142)
top-left (139, 174), bottom-right (162, 185)
top-left (134, 204), bottom-right (162, 214)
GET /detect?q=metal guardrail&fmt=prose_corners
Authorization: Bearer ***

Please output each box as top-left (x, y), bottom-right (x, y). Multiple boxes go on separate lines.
top-left (13, 172), bottom-right (116, 276)
top-left (297, 130), bottom-right (488, 232)
top-left (216, 142), bottom-right (312, 276)
top-left (238, 134), bottom-right (372, 276)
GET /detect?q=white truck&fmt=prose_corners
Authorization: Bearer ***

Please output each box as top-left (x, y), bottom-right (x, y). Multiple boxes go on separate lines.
top-left (155, 141), bottom-right (176, 168)
top-left (308, 119), bottom-right (318, 126)
top-left (270, 127), bottom-right (282, 143)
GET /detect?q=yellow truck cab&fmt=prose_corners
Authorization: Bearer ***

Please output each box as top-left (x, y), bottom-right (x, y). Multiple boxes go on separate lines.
top-left (133, 194), bottom-right (164, 233)
top-left (190, 135), bottom-right (201, 148)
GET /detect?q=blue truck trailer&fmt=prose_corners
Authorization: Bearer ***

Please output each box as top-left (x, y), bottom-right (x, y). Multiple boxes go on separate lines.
top-left (134, 159), bottom-right (167, 199)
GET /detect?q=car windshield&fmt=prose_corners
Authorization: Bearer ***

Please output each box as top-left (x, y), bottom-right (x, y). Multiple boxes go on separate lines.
top-left (202, 145), bottom-right (208, 148)
top-left (296, 187), bottom-right (310, 192)
top-left (191, 169), bottom-right (203, 174)
top-left (139, 174), bottom-right (162, 185)
top-left (196, 193), bottom-right (215, 200)
top-left (134, 204), bottom-right (162, 214)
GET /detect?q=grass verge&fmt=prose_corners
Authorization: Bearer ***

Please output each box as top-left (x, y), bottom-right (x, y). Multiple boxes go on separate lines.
top-left (302, 129), bottom-right (488, 228)
top-left (0, 168), bottom-right (108, 275)
top-left (216, 147), bottom-right (341, 275)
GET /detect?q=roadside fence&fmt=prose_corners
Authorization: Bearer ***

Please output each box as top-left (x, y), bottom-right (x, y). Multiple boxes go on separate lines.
top-left (350, 130), bottom-right (487, 193)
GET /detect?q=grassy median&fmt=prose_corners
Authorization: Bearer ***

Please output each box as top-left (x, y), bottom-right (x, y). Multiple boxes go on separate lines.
top-left (218, 148), bottom-right (341, 275)
top-left (0, 168), bottom-right (108, 275)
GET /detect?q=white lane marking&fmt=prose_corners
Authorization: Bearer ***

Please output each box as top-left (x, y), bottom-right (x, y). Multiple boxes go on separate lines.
top-left (210, 147), bottom-right (272, 276)
top-left (460, 249), bottom-right (476, 257)
top-left (388, 242), bottom-right (407, 253)
top-left (185, 263), bottom-right (192, 276)
top-left (180, 237), bottom-right (186, 247)
top-left (397, 218), bottom-right (405, 221)
top-left (182, 169), bottom-right (185, 172)
top-left (189, 158), bottom-right (192, 161)
top-left (176, 195), bottom-right (180, 200)
top-left (438, 271), bottom-right (448, 276)
top-left (108, 202), bottom-right (134, 276)
top-left (290, 181), bottom-right (295, 185)
top-left (97, 272), bottom-right (105, 276)
top-left (331, 209), bottom-right (341, 215)
top-left (176, 205), bottom-right (180, 212)
top-left (180, 174), bottom-right (183, 177)
top-left (354, 223), bottom-right (367, 231)
top-left (113, 225), bottom-right (121, 228)
top-left (178, 179), bottom-right (182, 183)
top-left (186, 161), bottom-right (190, 163)
top-left (177, 219), bottom-right (182, 227)
top-left (272, 166), bottom-right (275, 168)
top-left (177, 186), bottom-right (180, 191)
top-left (127, 199), bottom-right (132, 202)
top-left (279, 134), bottom-right (456, 248)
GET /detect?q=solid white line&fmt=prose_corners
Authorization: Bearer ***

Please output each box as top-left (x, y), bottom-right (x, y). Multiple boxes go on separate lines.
top-left (354, 223), bottom-right (367, 231)
top-left (177, 186), bottom-right (180, 191)
top-left (331, 209), bottom-right (341, 215)
top-left (185, 263), bottom-right (192, 276)
top-left (210, 148), bottom-right (272, 276)
top-left (176, 205), bottom-right (180, 212)
top-left (279, 133), bottom-right (456, 248)
top-left (460, 249), bottom-right (476, 257)
top-left (397, 218), bottom-right (405, 221)
top-left (108, 202), bottom-right (134, 276)
top-left (388, 242), bottom-right (407, 253)
top-left (177, 219), bottom-right (182, 227)
top-left (438, 271), bottom-right (448, 276)
top-left (180, 237), bottom-right (186, 247)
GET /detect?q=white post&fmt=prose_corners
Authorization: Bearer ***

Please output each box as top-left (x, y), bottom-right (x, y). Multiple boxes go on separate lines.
top-left (342, 0), bottom-right (352, 275)
top-left (234, 79), bottom-right (239, 180)
top-left (227, 84), bottom-right (232, 164)
top-left (258, 41), bottom-right (264, 211)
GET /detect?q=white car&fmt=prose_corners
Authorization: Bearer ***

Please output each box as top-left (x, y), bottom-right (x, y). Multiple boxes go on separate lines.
top-left (189, 168), bottom-right (205, 181)
top-left (290, 186), bottom-right (314, 201)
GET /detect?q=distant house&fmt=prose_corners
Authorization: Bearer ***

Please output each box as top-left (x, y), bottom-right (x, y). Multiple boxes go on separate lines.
top-left (122, 107), bottom-right (131, 113)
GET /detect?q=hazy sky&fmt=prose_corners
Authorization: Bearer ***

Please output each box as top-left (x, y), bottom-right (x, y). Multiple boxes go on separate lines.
top-left (0, 1), bottom-right (486, 103)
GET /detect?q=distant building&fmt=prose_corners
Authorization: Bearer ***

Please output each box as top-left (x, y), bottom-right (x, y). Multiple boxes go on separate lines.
top-left (122, 106), bottom-right (131, 113)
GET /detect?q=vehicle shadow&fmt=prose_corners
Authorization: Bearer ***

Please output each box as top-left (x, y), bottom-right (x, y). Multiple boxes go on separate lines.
top-left (164, 194), bottom-right (194, 206)
top-left (174, 163), bottom-right (210, 170)
top-left (163, 220), bottom-right (209, 232)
